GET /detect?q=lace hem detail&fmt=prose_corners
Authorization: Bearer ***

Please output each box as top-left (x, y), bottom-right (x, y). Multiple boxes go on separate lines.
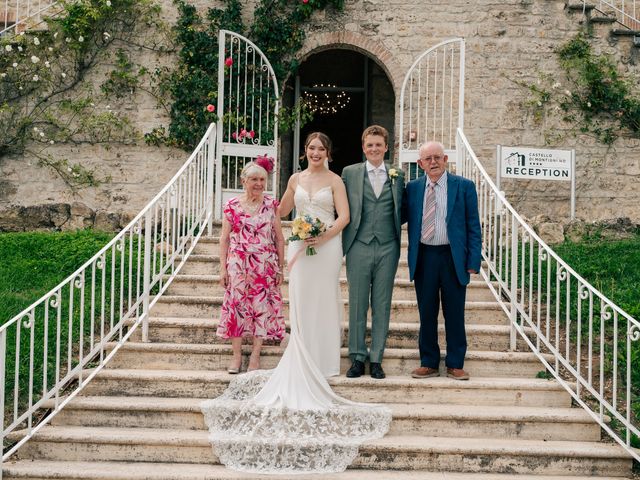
top-left (201, 370), bottom-right (392, 474)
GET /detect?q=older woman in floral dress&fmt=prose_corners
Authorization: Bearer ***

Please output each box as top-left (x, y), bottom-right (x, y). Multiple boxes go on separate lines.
top-left (217, 157), bottom-right (285, 373)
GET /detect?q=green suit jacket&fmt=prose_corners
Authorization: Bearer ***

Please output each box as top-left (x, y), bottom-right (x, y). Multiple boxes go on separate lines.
top-left (341, 162), bottom-right (405, 255)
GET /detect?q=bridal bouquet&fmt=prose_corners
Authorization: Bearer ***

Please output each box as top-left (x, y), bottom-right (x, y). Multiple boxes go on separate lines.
top-left (289, 214), bottom-right (326, 256)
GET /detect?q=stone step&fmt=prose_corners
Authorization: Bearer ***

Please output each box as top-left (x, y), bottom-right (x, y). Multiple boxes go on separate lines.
top-left (196, 234), bottom-right (413, 246)
top-left (82, 370), bottom-right (571, 407)
top-left (611, 28), bottom-right (640, 36)
top-left (165, 274), bottom-right (497, 302)
top-left (566, 3), bottom-right (595, 12)
top-left (179, 253), bottom-right (415, 279)
top-left (105, 343), bottom-right (545, 378)
top-left (177, 254), bottom-right (495, 282)
top-left (150, 296), bottom-right (506, 325)
top-left (11, 427), bottom-right (632, 476)
top-left (128, 319), bottom-right (523, 351)
top-left (590, 15), bottom-right (617, 23)
top-left (611, 28), bottom-right (640, 47)
top-left (194, 235), bottom-right (411, 260)
top-left (201, 225), bottom-right (410, 241)
top-left (3, 460), bottom-right (634, 480)
top-left (48, 396), bottom-right (600, 442)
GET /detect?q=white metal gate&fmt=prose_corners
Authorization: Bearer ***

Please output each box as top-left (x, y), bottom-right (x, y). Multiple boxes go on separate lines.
top-left (215, 30), bottom-right (280, 219)
top-left (399, 39), bottom-right (465, 180)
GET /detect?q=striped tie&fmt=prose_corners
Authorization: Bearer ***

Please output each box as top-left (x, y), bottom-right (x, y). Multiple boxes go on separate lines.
top-left (421, 183), bottom-right (436, 242)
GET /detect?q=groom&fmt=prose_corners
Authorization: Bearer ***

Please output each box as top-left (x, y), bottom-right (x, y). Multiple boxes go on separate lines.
top-left (342, 125), bottom-right (405, 379)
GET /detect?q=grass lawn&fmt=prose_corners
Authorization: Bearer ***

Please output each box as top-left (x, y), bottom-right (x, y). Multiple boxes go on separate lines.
top-left (1, 230), bottom-right (114, 326)
top-left (553, 233), bottom-right (640, 319)
top-left (1, 230), bottom-right (115, 435)
top-left (553, 232), bottom-right (640, 447)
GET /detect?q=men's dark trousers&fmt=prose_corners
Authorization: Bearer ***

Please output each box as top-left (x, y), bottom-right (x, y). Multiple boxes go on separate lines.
top-left (414, 244), bottom-right (467, 369)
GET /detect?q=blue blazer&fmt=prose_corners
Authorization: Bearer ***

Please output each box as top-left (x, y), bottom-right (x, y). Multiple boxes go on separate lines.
top-left (402, 173), bottom-right (482, 284)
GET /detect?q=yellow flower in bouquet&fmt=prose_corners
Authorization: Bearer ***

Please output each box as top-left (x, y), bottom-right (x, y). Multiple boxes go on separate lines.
top-left (289, 214), bottom-right (326, 255)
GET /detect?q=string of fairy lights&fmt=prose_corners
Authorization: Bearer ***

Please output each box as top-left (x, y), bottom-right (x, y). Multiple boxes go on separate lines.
top-left (303, 84), bottom-right (351, 115)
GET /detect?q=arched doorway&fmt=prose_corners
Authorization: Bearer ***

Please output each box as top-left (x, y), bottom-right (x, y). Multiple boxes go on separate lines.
top-left (281, 49), bottom-right (395, 182)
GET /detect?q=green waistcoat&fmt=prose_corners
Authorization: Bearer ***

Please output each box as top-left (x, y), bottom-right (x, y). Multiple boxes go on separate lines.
top-left (354, 175), bottom-right (397, 244)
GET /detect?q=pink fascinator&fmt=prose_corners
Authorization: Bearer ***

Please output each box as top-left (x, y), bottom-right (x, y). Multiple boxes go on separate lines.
top-left (255, 154), bottom-right (275, 173)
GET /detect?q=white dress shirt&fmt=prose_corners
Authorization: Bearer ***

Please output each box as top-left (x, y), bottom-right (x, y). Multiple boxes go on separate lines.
top-left (366, 161), bottom-right (387, 197)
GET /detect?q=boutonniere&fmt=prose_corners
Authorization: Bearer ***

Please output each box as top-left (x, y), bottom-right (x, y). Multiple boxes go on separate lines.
top-left (388, 168), bottom-right (399, 184)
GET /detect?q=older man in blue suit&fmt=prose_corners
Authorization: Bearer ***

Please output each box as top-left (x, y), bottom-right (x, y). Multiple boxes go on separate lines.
top-left (402, 141), bottom-right (481, 380)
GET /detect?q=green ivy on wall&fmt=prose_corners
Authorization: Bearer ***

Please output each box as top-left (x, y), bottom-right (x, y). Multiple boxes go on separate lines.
top-left (155, 0), bottom-right (343, 150)
top-left (523, 33), bottom-right (640, 145)
top-left (0, 0), bottom-right (167, 190)
top-left (146, 0), bottom-right (244, 150)
top-left (250, 0), bottom-right (344, 80)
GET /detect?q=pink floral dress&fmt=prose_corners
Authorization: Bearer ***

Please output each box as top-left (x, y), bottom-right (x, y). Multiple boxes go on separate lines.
top-left (217, 195), bottom-right (285, 340)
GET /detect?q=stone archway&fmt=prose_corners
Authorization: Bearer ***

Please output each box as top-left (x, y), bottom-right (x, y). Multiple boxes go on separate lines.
top-left (297, 31), bottom-right (403, 94)
top-left (278, 32), bottom-right (400, 189)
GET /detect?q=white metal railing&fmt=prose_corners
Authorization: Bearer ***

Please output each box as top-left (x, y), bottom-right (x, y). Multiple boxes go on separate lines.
top-left (588, 0), bottom-right (640, 30)
top-left (1, 0), bottom-right (58, 35)
top-left (0, 122), bottom-right (217, 465)
top-left (456, 128), bottom-right (639, 461)
top-left (399, 38), bottom-right (465, 182)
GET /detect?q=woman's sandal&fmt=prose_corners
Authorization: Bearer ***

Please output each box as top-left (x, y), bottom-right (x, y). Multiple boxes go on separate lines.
top-left (228, 357), bottom-right (242, 374)
top-left (247, 353), bottom-right (261, 372)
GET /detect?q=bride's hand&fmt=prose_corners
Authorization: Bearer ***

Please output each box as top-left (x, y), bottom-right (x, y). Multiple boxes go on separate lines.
top-left (304, 233), bottom-right (327, 249)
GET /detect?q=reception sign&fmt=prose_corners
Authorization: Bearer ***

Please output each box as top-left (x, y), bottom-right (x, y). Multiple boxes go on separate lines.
top-left (496, 145), bottom-right (576, 219)
top-left (500, 147), bottom-right (572, 181)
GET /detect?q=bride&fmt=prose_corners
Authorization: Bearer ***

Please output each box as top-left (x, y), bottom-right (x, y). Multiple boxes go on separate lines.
top-left (201, 132), bottom-right (392, 474)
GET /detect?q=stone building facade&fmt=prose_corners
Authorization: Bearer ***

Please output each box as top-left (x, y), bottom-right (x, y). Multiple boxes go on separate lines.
top-left (1, 0), bottom-right (639, 231)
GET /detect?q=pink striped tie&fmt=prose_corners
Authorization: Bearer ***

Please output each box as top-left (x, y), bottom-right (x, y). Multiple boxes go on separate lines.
top-left (421, 183), bottom-right (436, 242)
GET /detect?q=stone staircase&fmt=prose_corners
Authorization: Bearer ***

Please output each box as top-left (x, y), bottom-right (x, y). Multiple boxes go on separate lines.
top-left (3, 227), bottom-right (635, 479)
top-left (567, 3), bottom-right (640, 48)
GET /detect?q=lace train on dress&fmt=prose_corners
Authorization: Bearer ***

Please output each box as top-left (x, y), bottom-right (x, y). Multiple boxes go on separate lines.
top-left (201, 185), bottom-right (392, 474)
top-left (201, 368), bottom-right (391, 474)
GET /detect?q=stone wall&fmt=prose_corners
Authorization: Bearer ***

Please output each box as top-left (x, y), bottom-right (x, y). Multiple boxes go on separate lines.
top-left (0, 10), bottom-right (187, 232)
top-left (1, 0), bottom-right (639, 231)
top-left (299, 0), bottom-right (640, 223)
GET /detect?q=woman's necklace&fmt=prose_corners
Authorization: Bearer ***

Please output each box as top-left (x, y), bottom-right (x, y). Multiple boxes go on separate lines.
top-left (240, 195), bottom-right (262, 215)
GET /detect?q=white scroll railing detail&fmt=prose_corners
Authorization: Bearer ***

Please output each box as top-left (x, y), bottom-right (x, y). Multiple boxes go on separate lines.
top-left (215, 30), bottom-right (279, 218)
top-left (588, 0), bottom-right (640, 30)
top-left (456, 128), bottom-right (639, 461)
top-left (0, 123), bottom-right (217, 464)
top-left (1, 0), bottom-right (59, 35)
top-left (399, 38), bottom-right (465, 182)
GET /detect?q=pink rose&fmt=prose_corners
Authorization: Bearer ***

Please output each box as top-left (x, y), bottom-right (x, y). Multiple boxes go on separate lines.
top-left (240, 128), bottom-right (247, 137)
top-left (206, 104), bottom-right (215, 112)
top-left (248, 130), bottom-right (255, 138)
top-left (225, 57), bottom-right (233, 67)
top-left (231, 132), bottom-right (237, 140)
top-left (303, 0), bottom-right (308, 3)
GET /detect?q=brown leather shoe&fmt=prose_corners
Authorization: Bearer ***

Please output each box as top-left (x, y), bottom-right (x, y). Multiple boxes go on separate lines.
top-left (446, 368), bottom-right (470, 380)
top-left (411, 366), bottom-right (439, 379)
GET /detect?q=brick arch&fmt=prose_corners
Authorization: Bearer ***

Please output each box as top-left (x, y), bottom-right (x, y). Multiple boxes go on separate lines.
top-left (297, 31), bottom-right (403, 94)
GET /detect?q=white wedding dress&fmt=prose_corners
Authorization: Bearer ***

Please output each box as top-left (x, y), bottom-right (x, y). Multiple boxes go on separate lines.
top-left (201, 184), bottom-right (392, 474)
